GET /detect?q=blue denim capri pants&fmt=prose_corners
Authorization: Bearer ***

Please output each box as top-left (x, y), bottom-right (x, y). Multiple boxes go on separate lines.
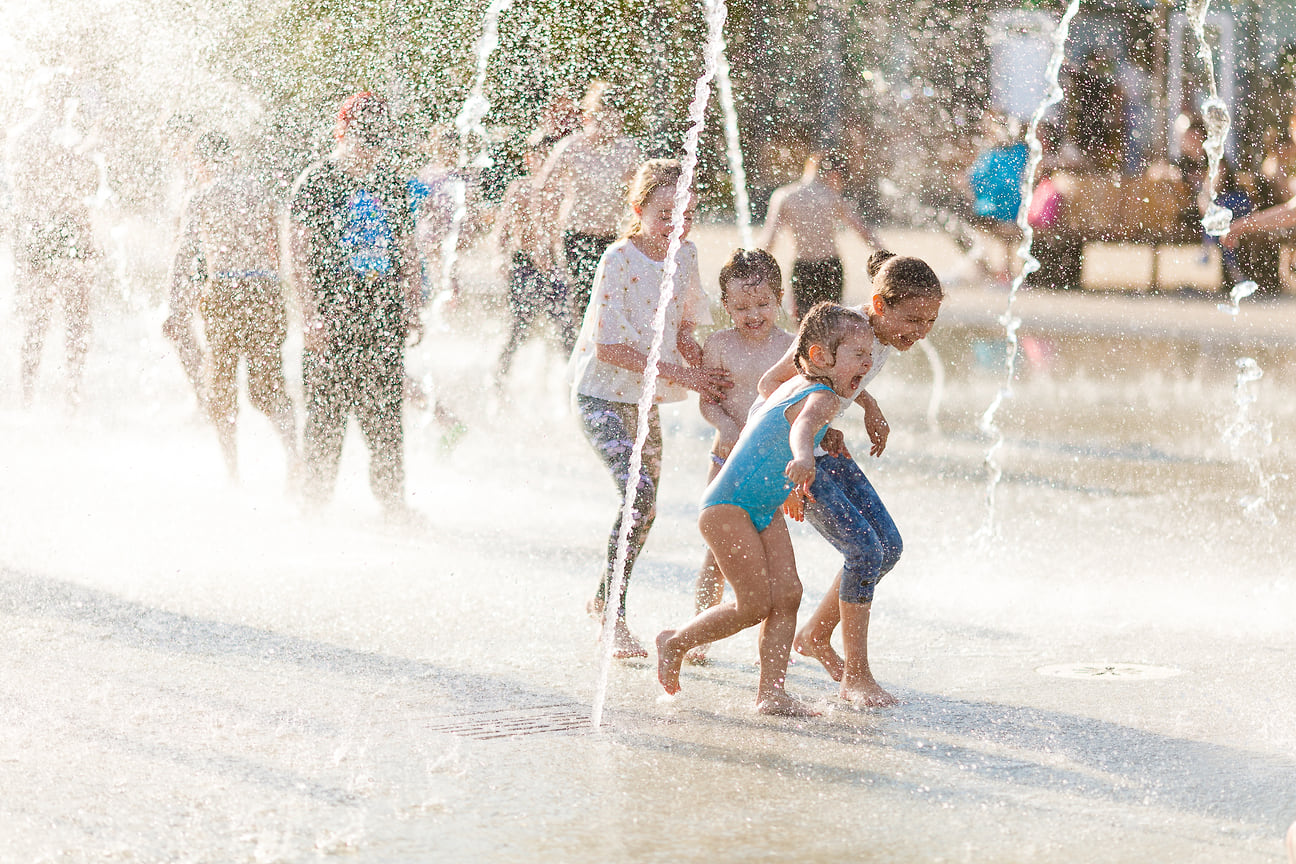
top-left (804, 452), bottom-right (903, 604)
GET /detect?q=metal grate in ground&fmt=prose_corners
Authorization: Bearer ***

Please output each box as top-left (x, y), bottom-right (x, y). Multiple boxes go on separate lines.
top-left (424, 704), bottom-right (595, 740)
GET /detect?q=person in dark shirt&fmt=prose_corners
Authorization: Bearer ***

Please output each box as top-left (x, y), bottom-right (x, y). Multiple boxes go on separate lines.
top-left (287, 92), bottom-right (423, 520)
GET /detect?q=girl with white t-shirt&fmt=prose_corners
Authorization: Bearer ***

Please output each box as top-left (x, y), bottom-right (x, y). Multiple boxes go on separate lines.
top-left (569, 159), bottom-right (732, 658)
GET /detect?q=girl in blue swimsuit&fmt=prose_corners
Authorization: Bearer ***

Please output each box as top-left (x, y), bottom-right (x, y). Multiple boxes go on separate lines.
top-left (656, 303), bottom-right (875, 717)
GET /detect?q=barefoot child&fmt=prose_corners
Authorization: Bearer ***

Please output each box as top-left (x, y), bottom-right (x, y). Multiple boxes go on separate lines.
top-left (688, 248), bottom-right (793, 664)
top-left (759, 250), bottom-right (943, 706)
top-left (657, 303), bottom-right (874, 716)
top-left (570, 158), bottom-right (732, 658)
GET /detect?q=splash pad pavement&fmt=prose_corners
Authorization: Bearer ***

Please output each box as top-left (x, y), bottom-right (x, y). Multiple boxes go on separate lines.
top-left (1, 226), bottom-right (1295, 863)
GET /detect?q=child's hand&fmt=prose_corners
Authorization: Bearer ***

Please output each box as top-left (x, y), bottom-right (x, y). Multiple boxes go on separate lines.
top-left (714, 436), bottom-right (737, 460)
top-left (782, 486), bottom-right (815, 522)
top-left (784, 456), bottom-right (815, 488)
top-left (679, 365), bottom-right (732, 403)
top-left (678, 333), bottom-right (704, 367)
top-left (863, 401), bottom-right (890, 456)
top-left (820, 428), bottom-right (851, 459)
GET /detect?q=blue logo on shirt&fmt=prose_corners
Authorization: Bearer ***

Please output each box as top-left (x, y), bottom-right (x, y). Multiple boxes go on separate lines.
top-left (343, 189), bottom-right (393, 275)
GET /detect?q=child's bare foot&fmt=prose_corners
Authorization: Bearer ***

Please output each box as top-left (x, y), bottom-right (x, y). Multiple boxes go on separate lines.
top-left (609, 618), bottom-right (648, 659)
top-left (839, 679), bottom-right (899, 708)
top-left (684, 644), bottom-right (710, 666)
top-left (793, 631), bottom-right (844, 682)
top-left (756, 692), bottom-right (821, 718)
top-left (656, 630), bottom-right (684, 694)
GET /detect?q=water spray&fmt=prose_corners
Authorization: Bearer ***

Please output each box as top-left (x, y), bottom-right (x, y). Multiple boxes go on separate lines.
top-left (1221, 357), bottom-right (1276, 525)
top-left (591, 0), bottom-right (729, 730)
top-left (1186, 0), bottom-right (1233, 237)
top-left (977, 0), bottom-right (1080, 540)
top-left (715, 49), bottom-right (752, 248)
top-left (440, 0), bottom-right (514, 301)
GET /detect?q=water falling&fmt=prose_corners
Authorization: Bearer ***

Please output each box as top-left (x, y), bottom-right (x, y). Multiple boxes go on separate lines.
top-left (440, 0), bottom-right (514, 297)
top-left (1216, 279), bottom-right (1257, 318)
top-left (715, 49), bottom-right (752, 248)
top-left (591, 0), bottom-right (729, 729)
top-left (917, 339), bottom-right (944, 435)
top-left (976, 0), bottom-right (1080, 540)
top-left (1220, 357), bottom-right (1276, 525)
top-left (1186, 0), bottom-right (1233, 237)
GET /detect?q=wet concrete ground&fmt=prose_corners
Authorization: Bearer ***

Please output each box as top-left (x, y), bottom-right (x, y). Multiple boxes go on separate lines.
top-left (1, 227), bottom-right (1294, 862)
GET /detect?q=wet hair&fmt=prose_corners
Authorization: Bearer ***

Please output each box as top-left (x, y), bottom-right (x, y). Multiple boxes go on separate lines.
top-left (718, 248), bottom-right (782, 303)
top-left (623, 158), bottom-right (684, 238)
top-left (194, 131), bottom-right (230, 164)
top-left (792, 302), bottom-right (869, 387)
top-left (335, 91), bottom-right (394, 146)
top-left (867, 250), bottom-right (943, 306)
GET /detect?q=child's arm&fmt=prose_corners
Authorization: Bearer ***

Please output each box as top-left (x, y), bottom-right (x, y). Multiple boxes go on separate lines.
top-left (676, 321), bottom-right (704, 368)
top-left (757, 187), bottom-right (785, 250)
top-left (698, 336), bottom-right (742, 457)
top-left (836, 191), bottom-right (881, 249)
top-left (756, 341), bottom-right (797, 398)
top-left (785, 389), bottom-right (840, 491)
top-left (853, 387), bottom-right (890, 456)
top-left (595, 343), bottom-right (732, 403)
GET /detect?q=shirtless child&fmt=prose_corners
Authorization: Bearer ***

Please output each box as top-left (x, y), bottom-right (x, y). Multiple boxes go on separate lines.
top-left (759, 151), bottom-right (879, 320)
top-left (687, 248), bottom-right (794, 663)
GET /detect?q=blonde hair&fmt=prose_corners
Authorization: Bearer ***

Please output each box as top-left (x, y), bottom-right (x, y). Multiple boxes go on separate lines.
top-left (792, 302), bottom-right (869, 388)
top-left (623, 158), bottom-right (683, 238)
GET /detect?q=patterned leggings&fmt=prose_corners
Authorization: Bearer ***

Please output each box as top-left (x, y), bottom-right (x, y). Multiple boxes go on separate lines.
top-left (576, 395), bottom-right (663, 618)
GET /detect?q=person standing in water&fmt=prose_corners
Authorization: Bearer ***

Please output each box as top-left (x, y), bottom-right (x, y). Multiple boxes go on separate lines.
top-left (758, 250), bottom-right (942, 707)
top-left (172, 131), bottom-right (299, 481)
top-left (759, 150), bottom-right (880, 320)
top-left (9, 75), bottom-right (100, 407)
top-left (160, 112), bottom-right (211, 413)
top-left (492, 134), bottom-right (571, 384)
top-left (657, 303), bottom-right (876, 717)
top-left (570, 158), bottom-right (730, 657)
top-left (686, 248), bottom-right (793, 664)
top-left (538, 80), bottom-right (644, 346)
top-left (287, 92), bottom-right (422, 520)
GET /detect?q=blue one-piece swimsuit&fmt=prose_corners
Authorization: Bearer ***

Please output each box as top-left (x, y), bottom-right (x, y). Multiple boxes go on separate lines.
top-left (700, 380), bottom-right (833, 532)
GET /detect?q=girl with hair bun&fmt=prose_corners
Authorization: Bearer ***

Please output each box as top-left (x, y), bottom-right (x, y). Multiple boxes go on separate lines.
top-left (756, 248), bottom-right (942, 707)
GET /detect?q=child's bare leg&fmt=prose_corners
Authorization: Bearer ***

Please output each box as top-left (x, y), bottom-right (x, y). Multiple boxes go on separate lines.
top-left (657, 506), bottom-right (777, 695)
top-left (1285, 819), bottom-right (1295, 864)
top-left (839, 599), bottom-right (897, 707)
top-left (753, 517), bottom-right (819, 717)
top-left (685, 548), bottom-right (725, 664)
top-left (793, 570), bottom-right (845, 681)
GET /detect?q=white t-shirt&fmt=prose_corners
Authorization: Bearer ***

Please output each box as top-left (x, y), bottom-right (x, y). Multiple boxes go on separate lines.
top-left (839, 308), bottom-right (894, 417)
top-left (570, 237), bottom-right (712, 404)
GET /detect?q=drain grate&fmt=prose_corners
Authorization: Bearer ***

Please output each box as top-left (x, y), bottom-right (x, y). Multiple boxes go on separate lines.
top-left (424, 704), bottom-right (594, 740)
top-left (1037, 662), bottom-right (1182, 680)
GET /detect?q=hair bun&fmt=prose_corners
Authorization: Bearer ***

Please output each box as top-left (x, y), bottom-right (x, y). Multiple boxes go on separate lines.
top-left (866, 249), bottom-right (896, 279)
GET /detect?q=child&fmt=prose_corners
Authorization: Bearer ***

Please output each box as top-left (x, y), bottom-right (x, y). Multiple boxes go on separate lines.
top-left (570, 158), bottom-right (732, 658)
top-left (687, 248), bottom-right (793, 664)
top-left (759, 250), bottom-right (943, 707)
top-left (492, 138), bottom-right (571, 385)
top-left (656, 303), bottom-right (875, 717)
